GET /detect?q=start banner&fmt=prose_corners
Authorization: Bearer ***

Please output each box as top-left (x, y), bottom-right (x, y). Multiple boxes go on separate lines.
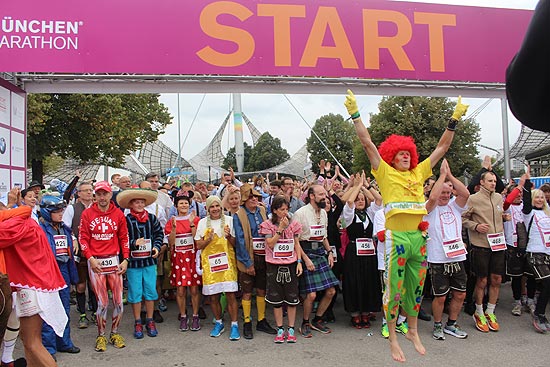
top-left (0, 0), bottom-right (533, 83)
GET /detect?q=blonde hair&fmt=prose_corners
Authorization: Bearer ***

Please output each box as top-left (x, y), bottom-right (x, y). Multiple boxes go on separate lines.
top-left (532, 189), bottom-right (550, 216)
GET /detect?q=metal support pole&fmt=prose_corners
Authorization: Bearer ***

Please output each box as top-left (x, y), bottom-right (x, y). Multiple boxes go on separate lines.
top-left (501, 97), bottom-right (511, 180)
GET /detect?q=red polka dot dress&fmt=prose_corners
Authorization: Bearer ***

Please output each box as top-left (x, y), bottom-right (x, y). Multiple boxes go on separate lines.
top-left (165, 216), bottom-right (202, 287)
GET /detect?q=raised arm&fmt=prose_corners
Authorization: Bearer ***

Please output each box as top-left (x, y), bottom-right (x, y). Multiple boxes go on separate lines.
top-left (445, 161), bottom-right (470, 208)
top-left (425, 160), bottom-right (449, 213)
top-left (345, 90), bottom-right (381, 170)
top-left (428, 97), bottom-right (469, 168)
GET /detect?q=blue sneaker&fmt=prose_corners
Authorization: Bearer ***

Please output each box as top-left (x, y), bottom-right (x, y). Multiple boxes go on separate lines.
top-left (229, 324), bottom-right (240, 341)
top-left (134, 322), bottom-right (144, 339)
top-left (146, 320), bottom-right (158, 337)
top-left (210, 322), bottom-right (225, 337)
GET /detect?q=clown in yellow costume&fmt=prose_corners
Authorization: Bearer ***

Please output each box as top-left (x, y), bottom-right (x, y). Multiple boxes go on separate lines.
top-left (345, 90), bottom-right (468, 363)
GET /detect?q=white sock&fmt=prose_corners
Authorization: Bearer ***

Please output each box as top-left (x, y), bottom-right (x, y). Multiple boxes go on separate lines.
top-left (231, 321), bottom-right (238, 327)
top-left (475, 304), bottom-right (484, 316)
top-left (216, 319), bottom-right (223, 324)
top-left (1, 339), bottom-right (16, 364)
top-left (486, 303), bottom-right (496, 315)
top-left (397, 314), bottom-right (406, 324)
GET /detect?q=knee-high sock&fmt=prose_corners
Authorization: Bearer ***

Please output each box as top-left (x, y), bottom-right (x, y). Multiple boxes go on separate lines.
top-left (1, 311), bottom-right (19, 363)
top-left (242, 299), bottom-right (252, 323)
top-left (256, 296), bottom-right (266, 321)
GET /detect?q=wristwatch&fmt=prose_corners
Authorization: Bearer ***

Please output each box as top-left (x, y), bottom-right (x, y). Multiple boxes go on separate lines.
top-left (276, 231), bottom-right (283, 236)
top-left (123, 258), bottom-right (130, 263)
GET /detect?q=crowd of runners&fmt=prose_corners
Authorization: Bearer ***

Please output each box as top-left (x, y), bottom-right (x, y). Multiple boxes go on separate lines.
top-left (1, 89), bottom-right (550, 366)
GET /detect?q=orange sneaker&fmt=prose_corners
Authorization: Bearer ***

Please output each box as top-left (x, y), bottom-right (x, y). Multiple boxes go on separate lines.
top-left (473, 313), bottom-right (489, 332)
top-left (484, 313), bottom-right (500, 331)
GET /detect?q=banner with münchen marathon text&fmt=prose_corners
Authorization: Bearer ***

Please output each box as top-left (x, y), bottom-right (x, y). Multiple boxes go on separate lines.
top-left (0, 0), bottom-right (533, 83)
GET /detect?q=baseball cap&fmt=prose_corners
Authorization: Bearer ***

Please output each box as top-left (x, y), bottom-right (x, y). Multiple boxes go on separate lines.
top-left (94, 181), bottom-right (112, 193)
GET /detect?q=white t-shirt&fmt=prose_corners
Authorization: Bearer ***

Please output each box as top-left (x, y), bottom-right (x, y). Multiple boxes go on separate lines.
top-left (504, 203), bottom-right (523, 246)
top-left (373, 209), bottom-right (386, 271)
top-left (525, 210), bottom-right (550, 255)
top-left (194, 215), bottom-right (235, 240)
top-left (425, 199), bottom-right (467, 263)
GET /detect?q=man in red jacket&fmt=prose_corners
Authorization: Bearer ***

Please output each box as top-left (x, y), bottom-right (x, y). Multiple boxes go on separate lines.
top-left (79, 181), bottom-right (129, 352)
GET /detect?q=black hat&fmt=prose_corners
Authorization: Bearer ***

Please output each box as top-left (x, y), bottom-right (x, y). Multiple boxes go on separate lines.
top-left (28, 180), bottom-right (45, 190)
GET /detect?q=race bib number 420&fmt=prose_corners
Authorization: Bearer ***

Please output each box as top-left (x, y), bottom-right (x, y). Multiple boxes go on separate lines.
top-left (54, 234), bottom-right (69, 256)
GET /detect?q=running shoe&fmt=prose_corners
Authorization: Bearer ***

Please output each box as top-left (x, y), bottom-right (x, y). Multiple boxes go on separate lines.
top-left (381, 323), bottom-right (389, 339)
top-left (109, 333), bottom-right (126, 349)
top-left (146, 320), bottom-right (158, 337)
top-left (310, 319), bottom-right (331, 334)
top-left (512, 302), bottom-right (522, 316)
top-left (210, 322), bottom-right (225, 337)
top-left (78, 314), bottom-right (89, 329)
top-left (444, 323), bottom-right (468, 339)
top-left (190, 315), bottom-right (201, 331)
top-left (432, 323), bottom-right (445, 340)
top-left (361, 314), bottom-right (371, 328)
top-left (153, 310), bottom-right (164, 323)
top-left (229, 324), bottom-right (241, 341)
top-left (286, 327), bottom-right (297, 343)
top-left (95, 336), bottom-right (107, 352)
top-left (473, 313), bottom-right (489, 332)
top-left (179, 315), bottom-right (189, 332)
top-left (134, 322), bottom-right (144, 339)
top-left (243, 321), bottom-right (253, 339)
top-left (484, 313), bottom-right (499, 331)
top-left (158, 298), bottom-right (168, 312)
top-left (274, 328), bottom-right (285, 344)
top-left (257, 318), bottom-right (277, 335)
top-left (396, 321), bottom-right (409, 335)
top-left (351, 316), bottom-right (362, 329)
top-left (299, 323), bottom-right (313, 338)
top-left (532, 313), bottom-right (549, 334)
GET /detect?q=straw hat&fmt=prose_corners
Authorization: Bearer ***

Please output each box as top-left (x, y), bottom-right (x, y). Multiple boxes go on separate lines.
top-left (240, 183), bottom-right (262, 205)
top-left (116, 188), bottom-right (158, 209)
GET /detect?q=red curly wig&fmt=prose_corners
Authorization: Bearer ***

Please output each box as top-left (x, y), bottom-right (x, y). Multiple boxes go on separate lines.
top-left (378, 134), bottom-right (419, 169)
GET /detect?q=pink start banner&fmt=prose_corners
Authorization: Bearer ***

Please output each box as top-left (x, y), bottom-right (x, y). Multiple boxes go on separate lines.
top-left (0, 0), bottom-right (533, 83)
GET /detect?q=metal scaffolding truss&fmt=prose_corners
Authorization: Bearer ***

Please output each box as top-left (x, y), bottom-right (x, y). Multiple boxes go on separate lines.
top-left (15, 73), bottom-right (507, 98)
top-left (509, 125), bottom-right (550, 160)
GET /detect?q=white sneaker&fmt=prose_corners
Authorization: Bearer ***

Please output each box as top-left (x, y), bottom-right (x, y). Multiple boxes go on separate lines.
top-left (512, 302), bottom-right (522, 316)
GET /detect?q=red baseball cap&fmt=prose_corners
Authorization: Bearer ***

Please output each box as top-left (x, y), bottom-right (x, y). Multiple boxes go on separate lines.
top-left (94, 181), bottom-right (112, 193)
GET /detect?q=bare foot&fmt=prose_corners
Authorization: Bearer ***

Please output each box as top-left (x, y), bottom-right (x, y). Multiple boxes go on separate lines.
top-left (389, 339), bottom-right (406, 362)
top-left (406, 329), bottom-right (426, 355)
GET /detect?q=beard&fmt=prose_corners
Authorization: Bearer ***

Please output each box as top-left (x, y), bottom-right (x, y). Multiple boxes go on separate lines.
top-left (316, 199), bottom-right (327, 209)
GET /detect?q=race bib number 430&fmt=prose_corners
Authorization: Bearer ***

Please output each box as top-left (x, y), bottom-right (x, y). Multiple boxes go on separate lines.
top-left (96, 255), bottom-right (119, 274)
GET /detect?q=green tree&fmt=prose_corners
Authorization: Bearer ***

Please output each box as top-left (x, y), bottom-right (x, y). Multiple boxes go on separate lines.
top-left (27, 93), bottom-right (172, 183)
top-left (222, 142), bottom-right (252, 171)
top-left (352, 96), bottom-right (481, 177)
top-left (306, 113), bottom-right (356, 175)
top-left (247, 132), bottom-right (289, 171)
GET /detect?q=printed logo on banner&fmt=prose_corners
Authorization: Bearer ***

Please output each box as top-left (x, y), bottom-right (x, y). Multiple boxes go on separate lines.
top-left (0, 16), bottom-right (84, 51)
top-left (0, 137), bottom-right (5, 154)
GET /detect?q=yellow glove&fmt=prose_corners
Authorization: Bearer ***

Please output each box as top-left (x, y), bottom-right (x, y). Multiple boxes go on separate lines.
top-left (452, 96), bottom-right (469, 120)
top-left (344, 89), bottom-right (359, 117)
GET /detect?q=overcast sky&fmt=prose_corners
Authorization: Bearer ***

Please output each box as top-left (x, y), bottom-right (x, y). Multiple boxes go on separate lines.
top-left (157, 0), bottom-right (540, 167)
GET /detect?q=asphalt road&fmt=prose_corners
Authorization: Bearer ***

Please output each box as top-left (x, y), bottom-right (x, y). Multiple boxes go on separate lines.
top-left (13, 282), bottom-right (548, 367)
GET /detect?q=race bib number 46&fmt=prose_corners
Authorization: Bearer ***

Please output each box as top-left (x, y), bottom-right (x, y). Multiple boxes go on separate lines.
top-left (487, 232), bottom-right (506, 252)
top-left (54, 234), bottom-right (69, 256)
top-left (208, 252), bottom-right (229, 273)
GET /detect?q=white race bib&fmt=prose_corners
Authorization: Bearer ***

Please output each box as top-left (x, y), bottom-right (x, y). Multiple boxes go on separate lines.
top-left (512, 232), bottom-right (518, 248)
top-left (356, 238), bottom-right (375, 256)
top-left (487, 232), bottom-right (506, 252)
top-left (208, 252), bottom-right (229, 273)
top-left (331, 245), bottom-right (338, 262)
top-left (15, 289), bottom-right (40, 317)
top-left (274, 239), bottom-right (294, 258)
top-left (309, 225), bottom-right (325, 241)
top-left (544, 231), bottom-right (550, 248)
top-left (252, 237), bottom-right (266, 255)
top-left (54, 234), bottom-right (69, 256)
top-left (442, 237), bottom-right (467, 258)
top-left (96, 255), bottom-right (119, 274)
top-left (175, 233), bottom-right (194, 253)
top-left (131, 239), bottom-right (152, 258)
